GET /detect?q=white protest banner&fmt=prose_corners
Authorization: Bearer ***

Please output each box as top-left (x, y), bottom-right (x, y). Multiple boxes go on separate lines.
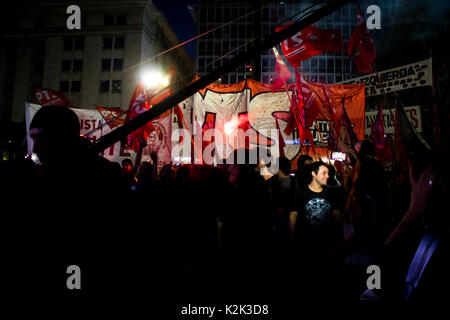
top-left (339, 58), bottom-right (432, 97)
top-left (364, 105), bottom-right (422, 136)
top-left (25, 103), bottom-right (172, 168)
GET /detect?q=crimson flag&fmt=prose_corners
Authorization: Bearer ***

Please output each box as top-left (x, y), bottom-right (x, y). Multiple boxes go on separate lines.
top-left (125, 82), bottom-right (172, 151)
top-left (370, 100), bottom-right (386, 149)
top-left (34, 88), bottom-right (74, 107)
top-left (348, 5), bottom-right (376, 73)
top-left (271, 46), bottom-right (291, 90)
top-left (95, 105), bottom-right (126, 130)
top-left (276, 24), bottom-right (343, 67)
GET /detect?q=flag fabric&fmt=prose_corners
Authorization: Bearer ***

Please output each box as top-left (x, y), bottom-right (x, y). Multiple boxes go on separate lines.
top-left (284, 70), bottom-right (317, 135)
top-left (276, 24), bottom-right (344, 67)
top-left (348, 5), bottom-right (376, 73)
top-left (95, 106), bottom-right (126, 130)
top-left (370, 99), bottom-right (386, 149)
top-left (125, 82), bottom-right (172, 151)
top-left (271, 46), bottom-right (291, 90)
top-left (34, 88), bottom-right (74, 107)
top-left (395, 104), bottom-right (431, 159)
top-left (303, 79), bottom-right (366, 157)
top-left (370, 99), bottom-right (393, 163)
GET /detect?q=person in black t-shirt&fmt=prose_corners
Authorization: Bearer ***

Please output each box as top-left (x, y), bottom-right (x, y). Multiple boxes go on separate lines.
top-left (290, 161), bottom-right (343, 259)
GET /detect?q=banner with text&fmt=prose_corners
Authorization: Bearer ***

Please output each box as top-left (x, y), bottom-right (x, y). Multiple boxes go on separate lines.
top-left (365, 105), bottom-right (423, 136)
top-left (25, 103), bottom-right (172, 169)
top-left (338, 58), bottom-right (432, 97)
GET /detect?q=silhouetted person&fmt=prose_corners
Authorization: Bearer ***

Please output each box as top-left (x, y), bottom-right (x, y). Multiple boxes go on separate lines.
top-left (266, 156), bottom-right (296, 253)
top-left (121, 158), bottom-right (135, 188)
top-left (11, 105), bottom-right (135, 297)
top-left (296, 154), bottom-right (313, 188)
top-left (363, 160), bottom-right (450, 301)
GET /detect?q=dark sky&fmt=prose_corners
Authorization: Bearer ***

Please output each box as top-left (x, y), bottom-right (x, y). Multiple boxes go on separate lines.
top-left (152, 0), bottom-right (197, 61)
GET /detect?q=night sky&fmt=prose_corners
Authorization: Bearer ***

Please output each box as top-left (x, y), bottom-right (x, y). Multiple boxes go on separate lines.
top-left (152, 0), bottom-right (197, 60)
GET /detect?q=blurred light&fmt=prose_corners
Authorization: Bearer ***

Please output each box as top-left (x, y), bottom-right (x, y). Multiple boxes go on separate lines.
top-left (161, 75), bottom-right (170, 87)
top-left (224, 118), bottom-right (238, 135)
top-left (141, 71), bottom-right (163, 88)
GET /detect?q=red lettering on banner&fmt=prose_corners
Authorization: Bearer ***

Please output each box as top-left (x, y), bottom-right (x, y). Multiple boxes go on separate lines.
top-left (120, 146), bottom-right (131, 157)
top-left (108, 144), bottom-right (115, 156)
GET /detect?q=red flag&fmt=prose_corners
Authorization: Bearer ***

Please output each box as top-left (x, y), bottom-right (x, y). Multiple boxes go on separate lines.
top-left (276, 24), bottom-right (343, 67)
top-left (370, 99), bottom-right (386, 149)
top-left (284, 70), bottom-right (318, 136)
top-left (284, 88), bottom-right (303, 136)
top-left (271, 47), bottom-right (291, 90)
top-left (348, 5), bottom-right (376, 73)
top-left (125, 82), bottom-right (172, 151)
top-left (34, 88), bottom-right (74, 107)
top-left (95, 105), bottom-right (126, 130)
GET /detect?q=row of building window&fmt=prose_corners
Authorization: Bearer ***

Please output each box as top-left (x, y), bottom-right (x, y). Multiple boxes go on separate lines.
top-left (61, 59), bottom-right (124, 72)
top-left (59, 80), bottom-right (122, 93)
top-left (62, 36), bottom-right (125, 51)
top-left (104, 15), bottom-right (127, 26)
top-left (198, 4), bottom-right (366, 24)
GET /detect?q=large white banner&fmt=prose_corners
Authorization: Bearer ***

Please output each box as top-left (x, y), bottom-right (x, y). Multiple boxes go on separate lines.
top-left (339, 58), bottom-right (432, 97)
top-left (25, 103), bottom-right (172, 168)
top-left (364, 106), bottom-right (422, 137)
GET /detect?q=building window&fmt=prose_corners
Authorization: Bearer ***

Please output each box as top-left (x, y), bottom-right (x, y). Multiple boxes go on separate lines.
top-left (113, 59), bottom-right (123, 71)
top-left (112, 80), bottom-right (122, 93)
top-left (60, 81), bottom-right (69, 92)
top-left (114, 36), bottom-right (124, 49)
top-left (71, 81), bottom-right (81, 92)
top-left (63, 38), bottom-right (72, 51)
top-left (101, 59), bottom-right (111, 71)
top-left (104, 15), bottom-right (127, 26)
top-left (104, 15), bottom-right (115, 26)
top-left (74, 38), bottom-right (84, 50)
top-left (103, 37), bottom-right (113, 49)
top-left (72, 60), bottom-right (83, 72)
top-left (116, 15), bottom-right (126, 26)
top-left (100, 80), bottom-right (110, 92)
top-left (61, 60), bottom-right (71, 72)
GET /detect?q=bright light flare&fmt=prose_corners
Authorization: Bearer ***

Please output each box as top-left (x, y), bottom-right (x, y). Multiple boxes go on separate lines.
top-left (224, 118), bottom-right (238, 135)
top-left (161, 76), bottom-right (170, 87)
top-left (141, 71), bottom-right (163, 88)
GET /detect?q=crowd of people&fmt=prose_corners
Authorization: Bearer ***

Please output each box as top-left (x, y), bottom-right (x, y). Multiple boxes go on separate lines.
top-left (1, 105), bottom-right (449, 304)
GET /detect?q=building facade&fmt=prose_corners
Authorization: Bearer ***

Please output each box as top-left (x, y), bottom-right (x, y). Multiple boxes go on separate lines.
top-left (0, 0), bottom-right (193, 125)
top-left (195, 0), bottom-right (396, 85)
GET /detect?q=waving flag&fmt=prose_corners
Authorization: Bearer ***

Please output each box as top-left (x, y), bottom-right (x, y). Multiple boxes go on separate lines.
top-left (125, 82), bottom-right (172, 151)
top-left (34, 88), bottom-right (74, 107)
top-left (95, 106), bottom-right (126, 130)
top-left (276, 24), bottom-right (343, 67)
top-left (271, 46), bottom-right (291, 90)
top-left (284, 70), bottom-right (318, 135)
top-left (348, 5), bottom-right (376, 73)
top-left (370, 100), bottom-right (386, 149)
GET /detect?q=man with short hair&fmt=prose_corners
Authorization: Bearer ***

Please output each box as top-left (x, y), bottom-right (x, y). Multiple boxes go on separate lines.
top-left (290, 161), bottom-right (343, 258)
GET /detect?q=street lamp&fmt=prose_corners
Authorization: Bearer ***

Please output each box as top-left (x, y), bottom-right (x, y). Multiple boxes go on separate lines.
top-left (141, 71), bottom-right (163, 89)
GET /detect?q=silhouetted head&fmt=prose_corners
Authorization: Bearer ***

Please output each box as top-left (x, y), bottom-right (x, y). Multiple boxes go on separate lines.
top-left (121, 158), bottom-right (133, 175)
top-left (358, 139), bottom-right (376, 159)
top-left (278, 156), bottom-right (292, 176)
top-left (297, 154), bottom-right (313, 171)
top-left (29, 105), bottom-right (80, 165)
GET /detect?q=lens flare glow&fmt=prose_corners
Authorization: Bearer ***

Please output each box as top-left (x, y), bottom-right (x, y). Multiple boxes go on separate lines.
top-left (224, 118), bottom-right (238, 135)
top-left (141, 71), bottom-right (163, 88)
